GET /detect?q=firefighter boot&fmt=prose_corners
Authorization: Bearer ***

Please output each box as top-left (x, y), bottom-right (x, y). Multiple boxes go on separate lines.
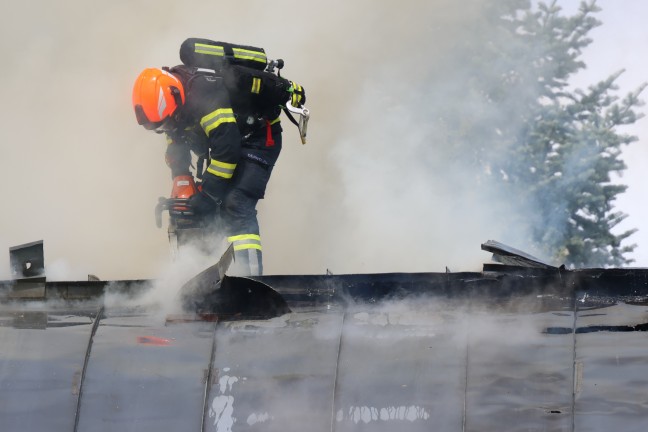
top-left (229, 246), bottom-right (263, 277)
top-left (226, 233), bottom-right (263, 276)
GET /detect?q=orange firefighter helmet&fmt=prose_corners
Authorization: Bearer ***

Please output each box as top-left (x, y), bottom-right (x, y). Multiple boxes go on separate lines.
top-left (132, 68), bottom-right (185, 130)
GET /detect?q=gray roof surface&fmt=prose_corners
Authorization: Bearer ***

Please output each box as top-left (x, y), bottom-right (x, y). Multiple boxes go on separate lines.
top-left (2, 242), bottom-right (648, 431)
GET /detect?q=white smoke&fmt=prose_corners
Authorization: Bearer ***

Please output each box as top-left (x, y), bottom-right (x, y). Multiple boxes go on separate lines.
top-left (0, 0), bottom-right (636, 284)
top-left (103, 242), bottom-right (228, 319)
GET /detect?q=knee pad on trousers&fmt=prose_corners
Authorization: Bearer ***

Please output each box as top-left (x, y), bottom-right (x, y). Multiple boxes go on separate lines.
top-left (222, 189), bottom-right (257, 220)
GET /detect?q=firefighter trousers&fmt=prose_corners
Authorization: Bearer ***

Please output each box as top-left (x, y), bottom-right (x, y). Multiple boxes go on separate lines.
top-left (220, 125), bottom-right (282, 276)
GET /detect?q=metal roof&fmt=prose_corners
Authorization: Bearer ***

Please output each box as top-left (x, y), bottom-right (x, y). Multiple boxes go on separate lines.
top-left (1, 241), bottom-right (648, 431)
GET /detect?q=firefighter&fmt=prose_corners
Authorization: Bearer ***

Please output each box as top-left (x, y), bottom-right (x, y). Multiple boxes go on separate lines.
top-left (132, 55), bottom-right (305, 276)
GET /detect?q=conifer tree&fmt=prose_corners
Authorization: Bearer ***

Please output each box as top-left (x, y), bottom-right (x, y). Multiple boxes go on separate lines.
top-left (517, 1), bottom-right (643, 267)
top-left (474, 0), bottom-right (644, 267)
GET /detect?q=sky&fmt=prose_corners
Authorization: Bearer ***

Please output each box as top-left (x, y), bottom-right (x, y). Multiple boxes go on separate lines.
top-left (0, 0), bottom-right (646, 281)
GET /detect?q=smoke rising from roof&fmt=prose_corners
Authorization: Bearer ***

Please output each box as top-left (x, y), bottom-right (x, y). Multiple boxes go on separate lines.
top-left (1, 0), bottom-right (546, 281)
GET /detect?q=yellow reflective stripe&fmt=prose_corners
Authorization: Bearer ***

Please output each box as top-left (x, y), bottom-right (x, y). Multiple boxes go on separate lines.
top-left (194, 43), bottom-right (225, 56)
top-left (233, 243), bottom-right (262, 251)
top-left (228, 234), bottom-right (261, 242)
top-left (200, 108), bottom-right (236, 135)
top-left (227, 234), bottom-right (262, 251)
top-left (269, 116), bottom-right (281, 125)
top-left (288, 82), bottom-right (302, 92)
top-left (206, 159), bottom-right (237, 179)
top-left (231, 48), bottom-right (266, 64)
top-left (289, 81), bottom-right (302, 105)
top-left (251, 77), bottom-right (261, 94)
top-left (195, 44), bottom-right (266, 64)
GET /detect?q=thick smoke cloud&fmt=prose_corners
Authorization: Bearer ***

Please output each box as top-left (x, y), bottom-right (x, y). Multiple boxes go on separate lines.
top-left (1, 0), bottom-right (557, 281)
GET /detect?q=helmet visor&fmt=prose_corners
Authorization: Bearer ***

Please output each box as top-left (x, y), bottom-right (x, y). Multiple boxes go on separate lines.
top-left (135, 104), bottom-right (176, 132)
top-left (154, 116), bottom-right (178, 133)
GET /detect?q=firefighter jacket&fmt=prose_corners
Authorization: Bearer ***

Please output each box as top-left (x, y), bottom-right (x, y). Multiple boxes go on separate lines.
top-left (166, 65), bottom-right (280, 198)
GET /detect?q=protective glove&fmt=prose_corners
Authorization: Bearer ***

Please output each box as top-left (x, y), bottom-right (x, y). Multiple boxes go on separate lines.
top-left (188, 190), bottom-right (220, 215)
top-left (289, 81), bottom-right (306, 107)
top-left (189, 175), bottom-right (227, 215)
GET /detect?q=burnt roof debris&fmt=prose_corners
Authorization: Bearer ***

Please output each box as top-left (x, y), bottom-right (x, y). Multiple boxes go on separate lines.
top-left (481, 239), bottom-right (556, 269)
